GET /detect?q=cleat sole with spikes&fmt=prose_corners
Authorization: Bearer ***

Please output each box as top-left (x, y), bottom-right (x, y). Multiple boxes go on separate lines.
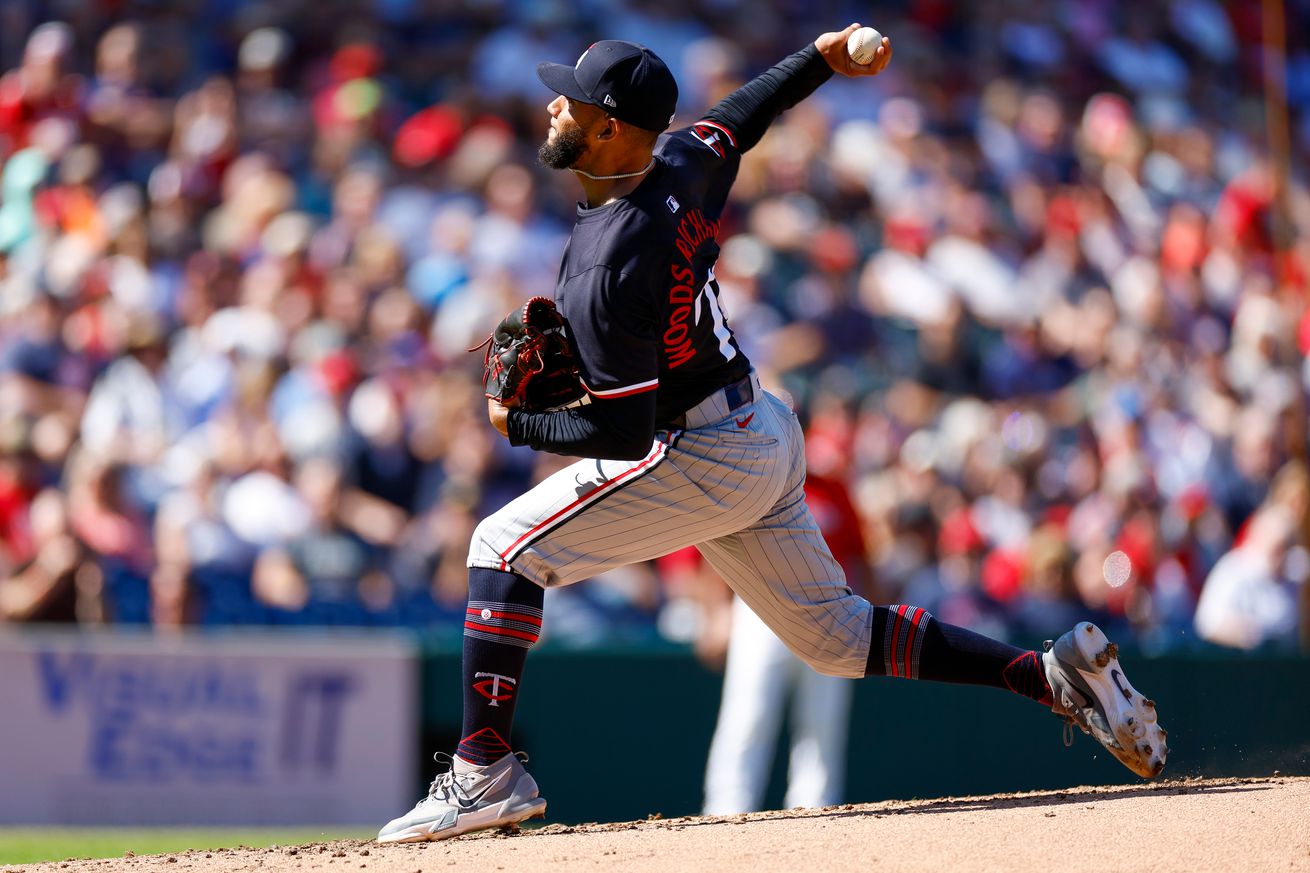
top-left (1042, 622), bottom-right (1168, 779)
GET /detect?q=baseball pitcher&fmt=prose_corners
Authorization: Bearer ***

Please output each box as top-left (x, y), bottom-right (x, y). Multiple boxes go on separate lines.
top-left (379, 24), bottom-right (1167, 843)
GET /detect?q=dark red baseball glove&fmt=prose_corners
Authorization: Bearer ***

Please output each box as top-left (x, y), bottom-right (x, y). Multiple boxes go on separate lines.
top-left (473, 296), bottom-right (586, 411)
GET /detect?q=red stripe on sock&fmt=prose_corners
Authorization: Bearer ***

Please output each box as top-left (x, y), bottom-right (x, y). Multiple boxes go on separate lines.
top-left (1003, 651), bottom-right (1053, 706)
top-left (460, 727), bottom-right (509, 745)
top-left (463, 620), bottom-right (540, 643)
top-left (901, 607), bottom-right (923, 679)
top-left (457, 728), bottom-right (512, 763)
top-left (466, 608), bottom-right (543, 627)
top-left (887, 606), bottom-right (907, 678)
top-left (1002, 651), bottom-right (1029, 694)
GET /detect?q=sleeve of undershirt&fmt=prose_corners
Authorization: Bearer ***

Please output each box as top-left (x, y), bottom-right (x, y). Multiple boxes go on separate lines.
top-left (505, 390), bottom-right (656, 461)
top-left (701, 44), bottom-right (834, 153)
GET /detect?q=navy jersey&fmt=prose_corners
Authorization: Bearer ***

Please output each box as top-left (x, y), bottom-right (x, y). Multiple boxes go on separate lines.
top-left (554, 119), bottom-right (752, 425)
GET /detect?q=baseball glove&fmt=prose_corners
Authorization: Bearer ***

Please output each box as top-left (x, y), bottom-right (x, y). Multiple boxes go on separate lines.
top-left (472, 296), bottom-right (586, 411)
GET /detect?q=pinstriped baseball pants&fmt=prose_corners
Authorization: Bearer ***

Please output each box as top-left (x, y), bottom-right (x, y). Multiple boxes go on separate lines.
top-left (467, 384), bottom-right (874, 679)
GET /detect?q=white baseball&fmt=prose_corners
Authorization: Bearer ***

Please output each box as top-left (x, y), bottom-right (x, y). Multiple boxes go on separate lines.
top-left (846, 26), bottom-right (883, 66)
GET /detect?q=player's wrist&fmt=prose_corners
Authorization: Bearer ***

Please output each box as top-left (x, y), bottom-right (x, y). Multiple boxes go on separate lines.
top-left (802, 40), bottom-right (839, 79)
top-left (505, 407), bottom-right (528, 445)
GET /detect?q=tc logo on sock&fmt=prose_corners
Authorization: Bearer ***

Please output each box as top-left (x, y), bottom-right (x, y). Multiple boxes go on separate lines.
top-left (473, 672), bottom-right (517, 707)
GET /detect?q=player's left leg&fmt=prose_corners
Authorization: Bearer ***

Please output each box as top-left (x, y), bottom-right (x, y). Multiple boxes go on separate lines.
top-left (382, 402), bottom-right (797, 843)
top-left (377, 567), bottom-right (547, 843)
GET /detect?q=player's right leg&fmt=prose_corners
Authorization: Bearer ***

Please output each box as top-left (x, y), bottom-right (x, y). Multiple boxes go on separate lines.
top-left (865, 605), bottom-right (1166, 777)
top-left (705, 513), bottom-right (1167, 778)
top-left (701, 392), bottom-right (1167, 779)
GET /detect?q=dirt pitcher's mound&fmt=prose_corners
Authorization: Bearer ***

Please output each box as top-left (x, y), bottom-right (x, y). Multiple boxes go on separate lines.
top-left (7, 777), bottom-right (1309, 873)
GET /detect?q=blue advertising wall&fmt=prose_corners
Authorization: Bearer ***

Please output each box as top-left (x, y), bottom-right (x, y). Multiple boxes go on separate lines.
top-left (0, 630), bottom-right (417, 826)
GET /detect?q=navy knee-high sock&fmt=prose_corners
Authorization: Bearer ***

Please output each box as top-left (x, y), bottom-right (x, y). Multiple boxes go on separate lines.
top-left (455, 568), bottom-right (544, 765)
top-left (865, 605), bottom-right (1052, 706)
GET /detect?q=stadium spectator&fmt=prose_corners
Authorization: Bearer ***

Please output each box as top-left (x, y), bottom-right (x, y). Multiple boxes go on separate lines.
top-left (1195, 505), bottom-right (1304, 650)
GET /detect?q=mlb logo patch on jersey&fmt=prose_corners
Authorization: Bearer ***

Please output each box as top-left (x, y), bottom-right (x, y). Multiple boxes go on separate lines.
top-left (666, 195), bottom-right (680, 214)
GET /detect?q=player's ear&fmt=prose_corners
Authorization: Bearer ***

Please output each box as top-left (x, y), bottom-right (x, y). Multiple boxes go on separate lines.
top-left (596, 117), bottom-right (617, 141)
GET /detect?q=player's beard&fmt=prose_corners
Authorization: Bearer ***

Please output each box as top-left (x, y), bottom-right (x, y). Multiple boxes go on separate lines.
top-left (538, 121), bottom-right (588, 170)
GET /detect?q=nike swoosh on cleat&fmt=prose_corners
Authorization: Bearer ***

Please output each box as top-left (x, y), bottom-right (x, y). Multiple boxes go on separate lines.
top-left (735, 413), bottom-right (755, 428)
top-left (446, 769), bottom-right (514, 811)
top-left (1110, 669), bottom-right (1132, 700)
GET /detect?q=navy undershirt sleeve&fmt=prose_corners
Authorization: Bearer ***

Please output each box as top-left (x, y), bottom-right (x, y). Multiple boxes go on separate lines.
top-left (506, 390), bottom-right (657, 462)
top-left (703, 44), bottom-right (834, 152)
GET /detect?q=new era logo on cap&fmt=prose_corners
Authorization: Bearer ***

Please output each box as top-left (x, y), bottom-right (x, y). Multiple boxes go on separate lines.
top-left (537, 40), bottom-right (678, 132)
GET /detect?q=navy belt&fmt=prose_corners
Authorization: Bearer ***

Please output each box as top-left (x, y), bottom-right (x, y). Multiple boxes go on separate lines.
top-left (664, 374), bottom-right (755, 430)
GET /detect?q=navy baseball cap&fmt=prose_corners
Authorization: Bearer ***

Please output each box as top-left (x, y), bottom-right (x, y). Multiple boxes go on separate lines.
top-left (536, 40), bottom-right (678, 133)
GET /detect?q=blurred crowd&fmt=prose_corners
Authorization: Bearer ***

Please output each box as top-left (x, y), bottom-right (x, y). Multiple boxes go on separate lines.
top-left (1, 0), bottom-right (1309, 654)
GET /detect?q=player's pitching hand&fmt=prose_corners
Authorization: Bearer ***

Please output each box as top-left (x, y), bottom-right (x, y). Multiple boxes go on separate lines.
top-left (488, 396), bottom-right (512, 438)
top-left (816, 23), bottom-right (892, 77)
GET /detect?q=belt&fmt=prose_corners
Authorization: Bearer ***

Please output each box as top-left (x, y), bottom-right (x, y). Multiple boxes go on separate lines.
top-left (664, 373), bottom-right (756, 430)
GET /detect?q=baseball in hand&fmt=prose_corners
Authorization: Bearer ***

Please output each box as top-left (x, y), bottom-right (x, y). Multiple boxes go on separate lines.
top-left (846, 26), bottom-right (883, 65)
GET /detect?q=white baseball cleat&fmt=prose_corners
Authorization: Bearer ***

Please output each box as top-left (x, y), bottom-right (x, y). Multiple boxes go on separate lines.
top-left (377, 752), bottom-right (547, 843)
top-left (1042, 622), bottom-right (1168, 779)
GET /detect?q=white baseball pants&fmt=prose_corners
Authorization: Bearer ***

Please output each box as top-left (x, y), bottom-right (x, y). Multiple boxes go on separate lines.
top-left (468, 375), bottom-right (873, 678)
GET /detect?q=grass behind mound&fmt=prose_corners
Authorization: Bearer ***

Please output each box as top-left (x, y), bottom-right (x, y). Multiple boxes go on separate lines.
top-left (0, 828), bottom-right (378, 865)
